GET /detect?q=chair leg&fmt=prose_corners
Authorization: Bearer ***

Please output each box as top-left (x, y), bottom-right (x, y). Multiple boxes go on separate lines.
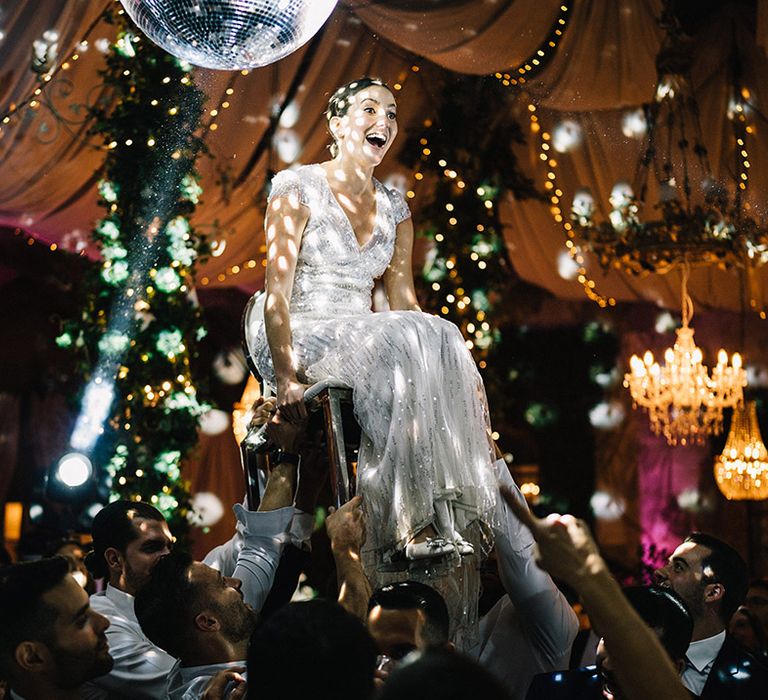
top-left (323, 387), bottom-right (351, 508)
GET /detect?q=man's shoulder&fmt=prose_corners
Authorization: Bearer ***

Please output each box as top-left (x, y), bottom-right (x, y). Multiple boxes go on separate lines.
top-left (705, 635), bottom-right (768, 695)
top-left (526, 667), bottom-right (600, 700)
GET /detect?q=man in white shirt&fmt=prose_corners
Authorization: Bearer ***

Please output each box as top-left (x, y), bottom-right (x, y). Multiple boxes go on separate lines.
top-left (83, 403), bottom-right (311, 699)
top-left (0, 558), bottom-right (113, 700)
top-left (655, 532), bottom-right (768, 698)
top-left (363, 460), bottom-right (579, 698)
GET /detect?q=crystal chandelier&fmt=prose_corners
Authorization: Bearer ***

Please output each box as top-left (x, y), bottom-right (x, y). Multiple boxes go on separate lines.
top-left (624, 266), bottom-right (746, 445)
top-left (570, 4), bottom-right (768, 276)
top-left (714, 401), bottom-right (768, 500)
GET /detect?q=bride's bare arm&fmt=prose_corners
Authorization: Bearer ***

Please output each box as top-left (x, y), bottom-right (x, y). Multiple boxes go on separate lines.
top-left (264, 193), bottom-right (310, 420)
top-left (383, 217), bottom-right (420, 311)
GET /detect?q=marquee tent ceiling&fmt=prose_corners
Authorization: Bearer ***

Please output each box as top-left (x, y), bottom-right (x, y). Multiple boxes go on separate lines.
top-left (2, 0), bottom-right (768, 316)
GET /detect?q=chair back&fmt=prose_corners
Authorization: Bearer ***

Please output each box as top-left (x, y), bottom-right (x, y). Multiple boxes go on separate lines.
top-left (240, 289), bottom-right (272, 396)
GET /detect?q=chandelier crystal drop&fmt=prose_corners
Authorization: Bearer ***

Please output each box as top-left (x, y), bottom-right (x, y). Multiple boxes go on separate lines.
top-left (624, 266), bottom-right (746, 445)
top-left (714, 401), bottom-right (768, 500)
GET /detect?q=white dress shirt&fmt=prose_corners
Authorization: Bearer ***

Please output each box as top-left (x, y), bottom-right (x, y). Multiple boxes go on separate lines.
top-left (82, 584), bottom-right (177, 699)
top-left (682, 629), bottom-right (726, 696)
top-left (468, 460), bottom-right (580, 699)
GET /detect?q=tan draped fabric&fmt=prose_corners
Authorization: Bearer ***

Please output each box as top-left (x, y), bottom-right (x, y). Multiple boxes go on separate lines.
top-left (0, 1), bottom-right (766, 309)
top-left (350, 0), bottom-right (563, 75)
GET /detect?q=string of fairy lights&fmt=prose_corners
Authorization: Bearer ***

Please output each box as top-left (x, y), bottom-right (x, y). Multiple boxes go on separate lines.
top-left (526, 102), bottom-right (616, 308)
top-left (730, 86), bottom-right (767, 319)
top-left (493, 3), bottom-right (571, 88)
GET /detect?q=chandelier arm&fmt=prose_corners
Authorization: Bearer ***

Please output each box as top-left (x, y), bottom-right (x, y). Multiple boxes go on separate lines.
top-left (680, 261), bottom-right (693, 326)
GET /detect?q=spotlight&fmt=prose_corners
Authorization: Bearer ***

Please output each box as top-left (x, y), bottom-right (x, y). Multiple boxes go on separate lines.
top-left (56, 453), bottom-right (93, 487)
top-left (47, 452), bottom-right (96, 502)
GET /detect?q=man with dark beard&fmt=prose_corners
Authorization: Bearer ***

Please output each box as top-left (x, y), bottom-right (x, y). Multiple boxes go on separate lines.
top-left (654, 532), bottom-right (768, 698)
top-left (134, 551), bottom-right (254, 699)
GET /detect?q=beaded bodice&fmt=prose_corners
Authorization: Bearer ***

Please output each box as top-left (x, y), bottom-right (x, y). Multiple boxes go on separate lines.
top-left (267, 165), bottom-right (410, 320)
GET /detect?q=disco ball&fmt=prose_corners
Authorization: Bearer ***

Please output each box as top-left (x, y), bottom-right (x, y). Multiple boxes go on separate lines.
top-left (118, 0), bottom-right (338, 70)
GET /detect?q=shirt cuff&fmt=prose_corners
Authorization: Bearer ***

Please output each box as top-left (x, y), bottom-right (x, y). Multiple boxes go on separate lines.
top-left (233, 503), bottom-right (294, 544)
top-left (290, 509), bottom-right (315, 551)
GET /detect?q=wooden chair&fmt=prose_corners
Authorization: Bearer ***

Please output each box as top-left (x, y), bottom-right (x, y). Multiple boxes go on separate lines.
top-left (240, 290), bottom-right (361, 509)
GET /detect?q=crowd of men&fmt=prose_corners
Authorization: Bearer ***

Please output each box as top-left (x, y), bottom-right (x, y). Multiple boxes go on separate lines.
top-left (2, 409), bottom-right (768, 699)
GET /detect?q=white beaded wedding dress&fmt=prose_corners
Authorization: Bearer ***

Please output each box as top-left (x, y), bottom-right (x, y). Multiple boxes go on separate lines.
top-left (251, 164), bottom-right (498, 563)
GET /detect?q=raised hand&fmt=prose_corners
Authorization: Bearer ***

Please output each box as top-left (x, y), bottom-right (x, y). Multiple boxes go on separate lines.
top-left (326, 495), bottom-right (366, 554)
top-left (201, 667), bottom-right (246, 700)
top-left (277, 378), bottom-right (308, 423)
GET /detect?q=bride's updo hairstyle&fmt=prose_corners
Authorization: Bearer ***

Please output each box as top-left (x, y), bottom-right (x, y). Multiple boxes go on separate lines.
top-left (325, 77), bottom-right (391, 157)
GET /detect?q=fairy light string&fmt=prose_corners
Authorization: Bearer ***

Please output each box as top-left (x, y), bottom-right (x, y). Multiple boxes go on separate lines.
top-left (494, 4), bottom-right (571, 88)
top-left (527, 101), bottom-right (616, 308)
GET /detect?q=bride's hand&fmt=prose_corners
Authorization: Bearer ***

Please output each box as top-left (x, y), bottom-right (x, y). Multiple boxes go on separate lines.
top-left (277, 379), bottom-right (308, 423)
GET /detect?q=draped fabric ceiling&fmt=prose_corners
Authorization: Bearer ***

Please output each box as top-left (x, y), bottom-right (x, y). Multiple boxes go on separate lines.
top-left (2, 0), bottom-right (768, 315)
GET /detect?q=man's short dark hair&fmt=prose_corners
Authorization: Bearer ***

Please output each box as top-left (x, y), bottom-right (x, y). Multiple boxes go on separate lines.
top-left (369, 581), bottom-right (450, 646)
top-left (134, 550), bottom-right (195, 658)
top-left (0, 557), bottom-right (70, 678)
top-left (623, 586), bottom-right (693, 662)
top-left (248, 599), bottom-right (377, 700)
top-left (380, 648), bottom-right (511, 700)
top-left (86, 500), bottom-right (166, 579)
top-left (685, 532), bottom-right (748, 622)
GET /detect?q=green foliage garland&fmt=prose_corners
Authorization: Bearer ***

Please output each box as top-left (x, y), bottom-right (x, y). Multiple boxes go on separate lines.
top-left (57, 9), bottom-right (209, 534)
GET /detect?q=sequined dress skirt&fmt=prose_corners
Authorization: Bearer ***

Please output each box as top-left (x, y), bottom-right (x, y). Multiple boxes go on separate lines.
top-left (254, 309), bottom-right (498, 560)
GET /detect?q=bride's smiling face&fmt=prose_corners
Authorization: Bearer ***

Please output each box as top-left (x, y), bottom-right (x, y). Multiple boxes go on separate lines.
top-left (331, 85), bottom-right (398, 166)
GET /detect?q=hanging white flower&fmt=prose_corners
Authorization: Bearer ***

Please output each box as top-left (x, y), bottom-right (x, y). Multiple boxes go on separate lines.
top-left (187, 492), bottom-right (225, 527)
top-left (102, 244), bottom-right (127, 260)
top-left (156, 494), bottom-right (179, 517)
top-left (589, 400), bottom-right (626, 430)
top-left (98, 330), bottom-right (130, 355)
top-left (154, 450), bottom-right (181, 474)
top-left (590, 491), bottom-right (626, 520)
top-left (55, 332), bottom-right (73, 348)
top-left (102, 260), bottom-right (129, 285)
top-left (165, 216), bottom-right (190, 242)
top-left (180, 174), bottom-right (203, 203)
top-left (168, 240), bottom-right (196, 267)
top-left (156, 329), bottom-right (184, 356)
top-left (98, 179), bottom-right (119, 203)
top-left (96, 219), bottom-right (120, 240)
top-left (154, 267), bottom-right (181, 293)
top-left (165, 388), bottom-right (209, 417)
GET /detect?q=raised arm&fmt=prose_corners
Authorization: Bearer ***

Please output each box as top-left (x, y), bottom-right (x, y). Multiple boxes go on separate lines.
top-left (264, 191), bottom-right (310, 420)
top-left (326, 495), bottom-right (371, 622)
top-left (383, 217), bottom-right (420, 311)
top-left (501, 489), bottom-right (690, 700)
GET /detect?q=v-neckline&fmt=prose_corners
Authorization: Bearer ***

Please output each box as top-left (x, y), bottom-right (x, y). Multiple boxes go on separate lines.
top-left (317, 165), bottom-right (380, 251)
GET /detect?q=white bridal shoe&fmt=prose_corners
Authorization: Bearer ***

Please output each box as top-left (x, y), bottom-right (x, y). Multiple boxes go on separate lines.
top-left (405, 537), bottom-right (456, 560)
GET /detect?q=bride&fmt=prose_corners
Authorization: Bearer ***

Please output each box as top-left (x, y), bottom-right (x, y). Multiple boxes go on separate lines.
top-left (252, 77), bottom-right (498, 562)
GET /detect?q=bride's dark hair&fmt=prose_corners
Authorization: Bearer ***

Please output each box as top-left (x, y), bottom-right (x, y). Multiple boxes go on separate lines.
top-left (325, 77), bottom-right (391, 157)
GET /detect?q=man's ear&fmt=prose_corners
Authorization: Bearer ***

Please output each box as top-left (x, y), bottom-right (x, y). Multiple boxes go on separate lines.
top-left (193, 611), bottom-right (220, 633)
top-left (104, 546), bottom-right (123, 575)
top-left (704, 582), bottom-right (725, 605)
top-left (14, 641), bottom-right (48, 673)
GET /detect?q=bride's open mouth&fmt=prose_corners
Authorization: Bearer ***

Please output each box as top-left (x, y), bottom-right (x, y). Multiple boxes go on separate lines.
top-left (366, 132), bottom-right (388, 149)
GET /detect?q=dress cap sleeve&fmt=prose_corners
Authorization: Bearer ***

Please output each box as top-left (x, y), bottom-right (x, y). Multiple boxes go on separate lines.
top-left (387, 186), bottom-right (411, 225)
top-left (267, 169), bottom-right (308, 206)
